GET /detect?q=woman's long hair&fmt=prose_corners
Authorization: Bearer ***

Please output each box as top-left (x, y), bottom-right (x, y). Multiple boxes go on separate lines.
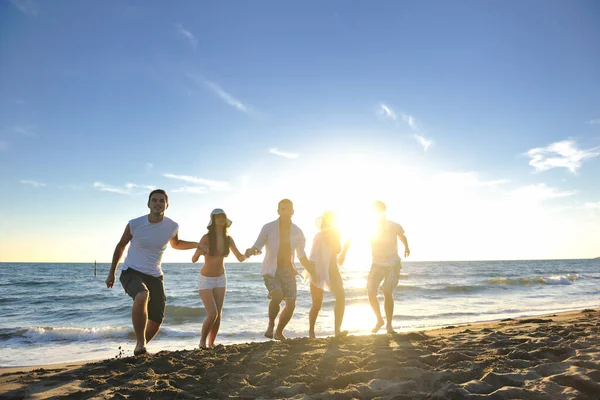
top-left (207, 215), bottom-right (230, 256)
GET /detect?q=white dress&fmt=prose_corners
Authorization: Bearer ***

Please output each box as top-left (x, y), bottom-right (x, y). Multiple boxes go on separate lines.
top-left (302, 232), bottom-right (335, 291)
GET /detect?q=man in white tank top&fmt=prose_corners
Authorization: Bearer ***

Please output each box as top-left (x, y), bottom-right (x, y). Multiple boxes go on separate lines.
top-left (105, 189), bottom-right (203, 356)
top-left (367, 201), bottom-right (410, 334)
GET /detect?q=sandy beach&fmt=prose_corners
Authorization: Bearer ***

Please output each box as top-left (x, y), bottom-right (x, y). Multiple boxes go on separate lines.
top-left (1, 309), bottom-right (598, 399)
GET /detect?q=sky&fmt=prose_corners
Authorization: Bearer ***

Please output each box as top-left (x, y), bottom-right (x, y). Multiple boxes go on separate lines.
top-left (1, 0), bottom-right (599, 263)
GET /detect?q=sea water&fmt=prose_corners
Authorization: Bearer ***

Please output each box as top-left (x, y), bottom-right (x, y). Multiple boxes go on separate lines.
top-left (1, 259), bottom-right (598, 367)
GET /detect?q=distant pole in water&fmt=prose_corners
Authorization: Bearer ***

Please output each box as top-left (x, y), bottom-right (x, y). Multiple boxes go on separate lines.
top-left (94, 260), bottom-right (97, 276)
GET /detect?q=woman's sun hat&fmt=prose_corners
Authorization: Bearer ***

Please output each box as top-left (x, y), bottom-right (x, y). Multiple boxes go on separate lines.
top-left (315, 211), bottom-right (337, 231)
top-left (207, 208), bottom-right (232, 228)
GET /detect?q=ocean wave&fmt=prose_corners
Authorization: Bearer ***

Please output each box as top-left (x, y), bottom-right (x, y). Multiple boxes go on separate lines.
top-left (0, 325), bottom-right (199, 344)
top-left (0, 326), bottom-right (132, 343)
top-left (486, 274), bottom-right (579, 286)
top-left (165, 305), bottom-right (207, 319)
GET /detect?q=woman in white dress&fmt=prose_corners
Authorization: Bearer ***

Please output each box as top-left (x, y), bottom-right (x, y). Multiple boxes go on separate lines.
top-left (303, 211), bottom-right (349, 338)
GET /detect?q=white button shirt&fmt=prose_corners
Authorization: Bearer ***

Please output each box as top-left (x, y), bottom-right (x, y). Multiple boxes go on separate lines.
top-left (251, 219), bottom-right (307, 277)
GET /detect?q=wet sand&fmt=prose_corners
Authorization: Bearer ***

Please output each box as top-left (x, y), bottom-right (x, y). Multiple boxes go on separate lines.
top-left (1, 309), bottom-right (599, 399)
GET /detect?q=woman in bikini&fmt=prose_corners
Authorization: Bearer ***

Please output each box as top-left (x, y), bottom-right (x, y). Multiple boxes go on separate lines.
top-left (192, 208), bottom-right (246, 348)
top-left (303, 211), bottom-right (350, 338)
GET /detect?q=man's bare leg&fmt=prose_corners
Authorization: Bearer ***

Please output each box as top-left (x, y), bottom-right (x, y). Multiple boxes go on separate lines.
top-left (132, 291), bottom-right (149, 355)
top-left (383, 290), bottom-right (395, 334)
top-left (265, 290), bottom-right (283, 339)
top-left (274, 298), bottom-right (296, 340)
top-left (368, 288), bottom-right (385, 333)
top-left (145, 320), bottom-right (161, 343)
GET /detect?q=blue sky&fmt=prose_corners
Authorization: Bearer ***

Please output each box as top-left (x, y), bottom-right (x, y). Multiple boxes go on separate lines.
top-left (1, 0), bottom-right (599, 262)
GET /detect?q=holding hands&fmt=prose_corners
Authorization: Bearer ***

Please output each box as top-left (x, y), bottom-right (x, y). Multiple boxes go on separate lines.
top-left (197, 242), bottom-right (209, 254)
top-left (244, 248), bottom-right (261, 258)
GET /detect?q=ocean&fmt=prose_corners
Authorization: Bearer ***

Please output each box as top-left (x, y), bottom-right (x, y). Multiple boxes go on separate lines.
top-left (1, 259), bottom-right (598, 367)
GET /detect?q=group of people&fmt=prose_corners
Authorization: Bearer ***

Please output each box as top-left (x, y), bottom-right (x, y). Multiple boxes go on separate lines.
top-left (106, 189), bottom-right (410, 355)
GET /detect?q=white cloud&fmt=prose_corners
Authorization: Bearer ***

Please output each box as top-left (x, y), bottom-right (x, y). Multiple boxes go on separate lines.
top-left (414, 134), bottom-right (432, 152)
top-left (377, 103), bottom-right (433, 151)
top-left (508, 183), bottom-right (576, 203)
top-left (0, 141), bottom-right (8, 151)
top-left (163, 173), bottom-right (232, 191)
top-left (20, 180), bottom-right (45, 188)
top-left (402, 113), bottom-right (417, 130)
top-left (203, 81), bottom-right (249, 113)
top-left (433, 172), bottom-right (508, 188)
top-left (269, 148), bottom-right (299, 159)
top-left (13, 126), bottom-right (35, 137)
top-left (175, 23), bottom-right (197, 50)
top-left (172, 186), bottom-right (208, 194)
top-left (93, 182), bottom-right (155, 195)
top-left (379, 106), bottom-right (417, 130)
top-left (525, 139), bottom-right (600, 173)
top-left (585, 202), bottom-right (600, 210)
top-left (586, 119), bottom-right (600, 125)
top-left (9, 0), bottom-right (38, 16)
top-left (187, 73), bottom-right (250, 113)
top-left (378, 103), bottom-right (397, 121)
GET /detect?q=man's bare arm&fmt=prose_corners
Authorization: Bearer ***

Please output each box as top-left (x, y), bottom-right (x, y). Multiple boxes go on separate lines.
top-left (298, 256), bottom-right (315, 273)
top-left (170, 232), bottom-right (199, 250)
top-left (245, 225), bottom-right (267, 258)
top-left (399, 234), bottom-right (410, 258)
top-left (106, 224), bottom-right (133, 288)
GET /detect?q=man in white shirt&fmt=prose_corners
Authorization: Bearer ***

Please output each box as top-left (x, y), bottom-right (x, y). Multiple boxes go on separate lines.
top-left (105, 189), bottom-right (203, 356)
top-left (245, 199), bottom-right (315, 340)
top-left (368, 200), bottom-right (410, 334)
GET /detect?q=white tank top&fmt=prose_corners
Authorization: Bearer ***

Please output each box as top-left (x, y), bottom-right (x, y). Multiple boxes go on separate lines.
top-left (122, 215), bottom-right (179, 277)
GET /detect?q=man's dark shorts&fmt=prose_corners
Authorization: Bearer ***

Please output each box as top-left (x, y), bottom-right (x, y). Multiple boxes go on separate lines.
top-left (263, 267), bottom-right (297, 300)
top-left (120, 268), bottom-right (166, 324)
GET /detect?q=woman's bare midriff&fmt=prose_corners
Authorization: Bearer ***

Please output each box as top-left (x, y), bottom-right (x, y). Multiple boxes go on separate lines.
top-left (200, 254), bottom-right (226, 277)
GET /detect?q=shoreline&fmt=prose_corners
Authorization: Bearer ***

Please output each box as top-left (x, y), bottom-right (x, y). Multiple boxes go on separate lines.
top-left (0, 306), bottom-right (594, 372)
top-left (0, 306), bottom-right (596, 372)
top-left (2, 308), bottom-right (599, 399)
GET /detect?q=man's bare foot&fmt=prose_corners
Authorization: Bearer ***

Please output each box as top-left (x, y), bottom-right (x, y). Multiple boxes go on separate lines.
top-left (309, 330), bottom-right (316, 339)
top-left (335, 330), bottom-right (348, 337)
top-left (372, 319), bottom-right (385, 333)
top-left (199, 341), bottom-right (207, 349)
top-left (133, 346), bottom-right (147, 356)
top-left (386, 325), bottom-right (396, 334)
top-left (273, 331), bottom-right (287, 340)
top-left (264, 325), bottom-right (274, 339)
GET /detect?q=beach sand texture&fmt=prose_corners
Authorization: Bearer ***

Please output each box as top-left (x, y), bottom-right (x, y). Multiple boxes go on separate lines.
top-left (1, 309), bottom-right (598, 399)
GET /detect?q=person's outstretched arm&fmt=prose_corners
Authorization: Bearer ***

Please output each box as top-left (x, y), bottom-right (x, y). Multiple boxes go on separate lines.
top-left (245, 225), bottom-right (267, 258)
top-left (170, 231), bottom-right (199, 250)
top-left (295, 230), bottom-right (315, 273)
top-left (229, 237), bottom-right (247, 262)
top-left (192, 236), bottom-right (209, 263)
top-left (106, 224), bottom-right (132, 288)
top-left (338, 240), bottom-right (351, 265)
